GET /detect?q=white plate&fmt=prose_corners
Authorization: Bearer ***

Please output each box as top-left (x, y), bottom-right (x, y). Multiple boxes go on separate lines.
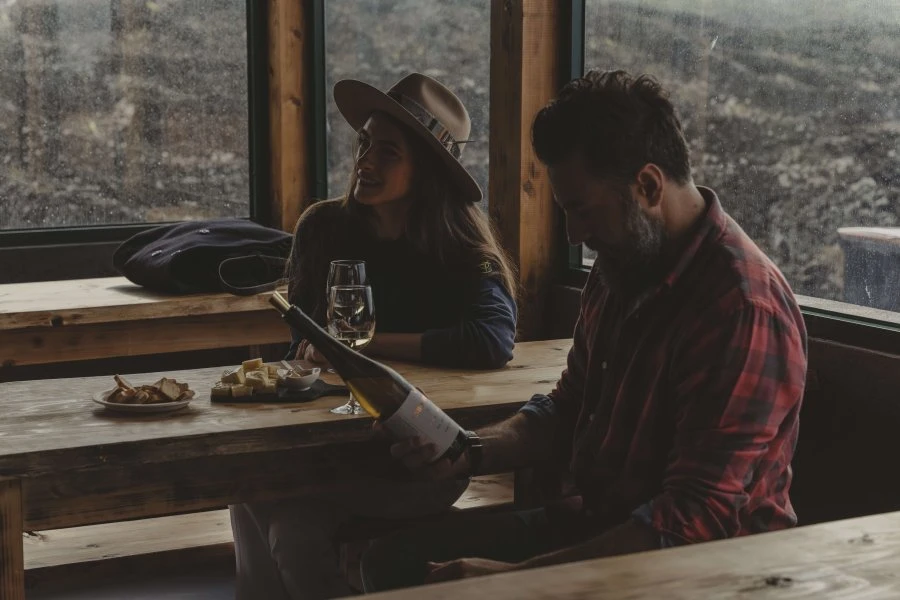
top-left (92, 389), bottom-right (192, 414)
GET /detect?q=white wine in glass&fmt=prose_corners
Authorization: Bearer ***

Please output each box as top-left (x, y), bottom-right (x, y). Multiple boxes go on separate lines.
top-left (323, 260), bottom-right (367, 373)
top-left (327, 285), bottom-right (375, 415)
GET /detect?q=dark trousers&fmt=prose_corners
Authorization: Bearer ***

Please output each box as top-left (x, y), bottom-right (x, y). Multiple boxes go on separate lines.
top-left (360, 508), bottom-right (555, 593)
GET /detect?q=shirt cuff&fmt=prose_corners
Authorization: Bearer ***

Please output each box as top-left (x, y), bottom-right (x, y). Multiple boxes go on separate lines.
top-left (518, 394), bottom-right (557, 420)
top-left (631, 501), bottom-right (678, 549)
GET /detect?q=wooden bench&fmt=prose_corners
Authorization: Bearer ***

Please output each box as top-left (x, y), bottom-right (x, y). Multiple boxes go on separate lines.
top-left (23, 474), bottom-right (516, 592)
top-left (367, 510), bottom-right (900, 599)
top-left (0, 276), bottom-right (288, 369)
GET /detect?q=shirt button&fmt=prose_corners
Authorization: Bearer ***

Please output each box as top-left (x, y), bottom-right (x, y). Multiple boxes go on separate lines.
top-left (588, 414), bottom-right (595, 422)
top-left (601, 361), bottom-right (607, 370)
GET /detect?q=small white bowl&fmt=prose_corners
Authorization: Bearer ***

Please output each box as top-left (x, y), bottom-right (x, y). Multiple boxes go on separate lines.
top-left (277, 367), bottom-right (321, 390)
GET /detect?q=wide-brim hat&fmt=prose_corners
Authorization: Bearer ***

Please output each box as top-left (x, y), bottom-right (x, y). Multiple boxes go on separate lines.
top-left (333, 73), bottom-right (482, 204)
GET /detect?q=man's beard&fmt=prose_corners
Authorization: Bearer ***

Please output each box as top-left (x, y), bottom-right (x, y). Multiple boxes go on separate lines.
top-left (591, 194), bottom-right (667, 297)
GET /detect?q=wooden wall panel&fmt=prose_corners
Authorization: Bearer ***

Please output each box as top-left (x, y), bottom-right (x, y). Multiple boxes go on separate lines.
top-left (489, 0), bottom-right (561, 341)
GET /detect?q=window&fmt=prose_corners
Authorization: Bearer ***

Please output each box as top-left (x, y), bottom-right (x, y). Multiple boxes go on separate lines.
top-left (323, 0), bottom-right (490, 209)
top-left (0, 0), bottom-right (251, 232)
top-left (580, 0), bottom-right (900, 317)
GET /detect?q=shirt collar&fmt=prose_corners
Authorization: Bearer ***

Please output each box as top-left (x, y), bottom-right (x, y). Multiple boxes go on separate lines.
top-left (626, 186), bottom-right (726, 315)
top-left (661, 186), bottom-right (727, 290)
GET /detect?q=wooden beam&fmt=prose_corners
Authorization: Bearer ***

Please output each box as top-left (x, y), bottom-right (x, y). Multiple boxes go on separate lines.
top-left (489, 0), bottom-right (561, 341)
top-left (268, 0), bottom-right (311, 232)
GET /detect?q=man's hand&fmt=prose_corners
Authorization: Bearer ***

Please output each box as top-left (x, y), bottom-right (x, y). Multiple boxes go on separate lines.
top-left (373, 422), bottom-right (471, 481)
top-left (425, 558), bottom-right (514, 583)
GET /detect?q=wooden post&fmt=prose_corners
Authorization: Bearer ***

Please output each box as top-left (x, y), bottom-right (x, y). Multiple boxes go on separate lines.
top-left (0, 478), bottom-right (24, 600)
top-left (268, 0), bottom-right (312, 232)
top-left (489, 0), bottom-right (561, 342)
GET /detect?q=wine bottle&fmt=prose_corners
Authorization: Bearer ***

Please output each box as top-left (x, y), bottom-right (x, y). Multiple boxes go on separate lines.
top-left (270, 291), bottom-right (469, 463)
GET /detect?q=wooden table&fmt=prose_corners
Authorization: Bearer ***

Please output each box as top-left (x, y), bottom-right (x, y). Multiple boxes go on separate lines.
top-left (0, 339), bottom-right (570, 599)
top-left (369, 510), bottom-right (900, 599)
top-left (0, 276), bottom-right (288, 367)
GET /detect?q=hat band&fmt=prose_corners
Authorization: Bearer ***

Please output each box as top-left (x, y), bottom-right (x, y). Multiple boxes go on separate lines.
top-left (388, 91), bottom-right (463, 160)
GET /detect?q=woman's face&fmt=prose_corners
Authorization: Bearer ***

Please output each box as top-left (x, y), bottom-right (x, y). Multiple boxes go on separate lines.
top-left (353, 113), bottom-right (415, 206)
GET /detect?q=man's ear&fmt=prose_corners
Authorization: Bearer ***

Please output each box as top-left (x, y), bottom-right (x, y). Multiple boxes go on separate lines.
top-left (635, 164), bottom-right (665, 208)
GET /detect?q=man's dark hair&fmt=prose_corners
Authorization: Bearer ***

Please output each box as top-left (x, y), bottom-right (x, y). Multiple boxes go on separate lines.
top-left (532, 69), bottom-right (692, 184)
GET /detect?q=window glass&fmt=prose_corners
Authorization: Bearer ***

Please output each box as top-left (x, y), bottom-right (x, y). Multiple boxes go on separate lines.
top-left (0, 0), bottom-right (250, 230)
top-left (583, 0), bottom-right (900, 315)
top-left (325, 0), bottom-right (490, 210)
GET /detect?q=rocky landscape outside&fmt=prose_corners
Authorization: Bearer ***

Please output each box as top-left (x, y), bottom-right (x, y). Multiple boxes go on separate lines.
top-left (584, 0), bottom-right (900, 304)
top-left (0, 0), bottom-right (898, 307)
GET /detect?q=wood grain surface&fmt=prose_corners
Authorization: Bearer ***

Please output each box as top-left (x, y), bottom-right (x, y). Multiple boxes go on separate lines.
top-left (0, 478), bottom-right (24, 600)
top-left (0, 340), bottom-right (570, 477)
top-left (0, 277), bottom-right (285, 330)
top-left (368, 511), bottom-right (900, 599)
top-left (2, 311), bottom-right (289, 367)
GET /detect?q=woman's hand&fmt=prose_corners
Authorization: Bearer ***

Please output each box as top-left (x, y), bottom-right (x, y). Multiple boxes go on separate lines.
top-left (295, 341), bottom-right (329, 365)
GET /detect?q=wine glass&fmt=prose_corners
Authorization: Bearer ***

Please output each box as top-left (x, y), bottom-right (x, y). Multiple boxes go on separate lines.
top-left (327, 260), bottom-right (367, 289)
top-left (327, 284), bottom-right (376, 415)
top-left (323, 260), bottom-right (367, 372)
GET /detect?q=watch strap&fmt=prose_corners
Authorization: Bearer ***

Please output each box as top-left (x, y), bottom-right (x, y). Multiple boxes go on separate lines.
top-left (464, 430), bottom-right (483, 477)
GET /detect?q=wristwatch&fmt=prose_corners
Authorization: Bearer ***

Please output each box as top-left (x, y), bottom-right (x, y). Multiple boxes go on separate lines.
top-left (463, 430), bottom-right (483, 476)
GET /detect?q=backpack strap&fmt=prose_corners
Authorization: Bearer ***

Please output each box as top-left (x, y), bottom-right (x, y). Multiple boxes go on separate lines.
top-left (218, 254), bottom-right (288, 296)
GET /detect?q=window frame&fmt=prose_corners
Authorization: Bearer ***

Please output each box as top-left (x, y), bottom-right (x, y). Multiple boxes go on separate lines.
top-left (559, 0), bottom-right (589, 289)
top-left (0, 0), bottom-right (271, 271)
top-left (561, 0), bottom-right (900, 349)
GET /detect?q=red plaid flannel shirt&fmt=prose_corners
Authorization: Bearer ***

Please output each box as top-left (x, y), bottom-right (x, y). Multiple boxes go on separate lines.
top-left (524, 188), bottom-right (807, 546)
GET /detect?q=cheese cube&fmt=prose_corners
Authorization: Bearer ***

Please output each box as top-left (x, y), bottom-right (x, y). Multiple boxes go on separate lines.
top-left (221, 367), bottom-right (245, 385)
top-left (245, 370), bottom-right (269, 390)
top-left (211, 382), bottom-right (232, 398)
top-left (231, 384), bottom-right (252, 397)
top-left (242, 358), bottom-right (264, 371)
top-left (266, 364), bottom-right (279, 378)
top-left (262, 380), bottom-right (277, 394)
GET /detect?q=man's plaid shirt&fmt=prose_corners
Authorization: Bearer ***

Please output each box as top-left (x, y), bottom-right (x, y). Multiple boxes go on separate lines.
top-left (523, 187), bottom-right (808, 545)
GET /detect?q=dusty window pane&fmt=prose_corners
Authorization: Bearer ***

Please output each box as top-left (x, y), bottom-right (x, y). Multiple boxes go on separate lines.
top-left (0, 0), bottom-right (249, 230)
top-left (584, 0), bottom-right (900, 314)
top-left (324, 0), bottom-right (490, 211)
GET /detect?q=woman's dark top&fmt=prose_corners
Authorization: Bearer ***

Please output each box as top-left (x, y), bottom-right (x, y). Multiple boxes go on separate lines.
top-left (286, 199), bottom-right (517, 369)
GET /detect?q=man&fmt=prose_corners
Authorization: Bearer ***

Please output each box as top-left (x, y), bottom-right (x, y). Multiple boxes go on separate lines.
top-left (361, 70), bottom-right (808, 592)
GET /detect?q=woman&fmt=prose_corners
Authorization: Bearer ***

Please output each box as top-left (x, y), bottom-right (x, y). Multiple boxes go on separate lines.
top-left (231, 73), bottom-right (517, 599)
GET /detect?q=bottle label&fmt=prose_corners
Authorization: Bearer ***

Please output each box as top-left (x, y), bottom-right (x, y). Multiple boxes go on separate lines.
top-left (381, 389), bottom-right (463, 458)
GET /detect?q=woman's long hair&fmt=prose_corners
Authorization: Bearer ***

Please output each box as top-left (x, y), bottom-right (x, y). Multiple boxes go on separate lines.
top-left (341, 115), bottom-right (517, 299)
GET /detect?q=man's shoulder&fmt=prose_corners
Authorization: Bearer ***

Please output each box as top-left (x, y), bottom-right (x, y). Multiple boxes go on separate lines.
top-left (702, 214), bottom-right (802, 321)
